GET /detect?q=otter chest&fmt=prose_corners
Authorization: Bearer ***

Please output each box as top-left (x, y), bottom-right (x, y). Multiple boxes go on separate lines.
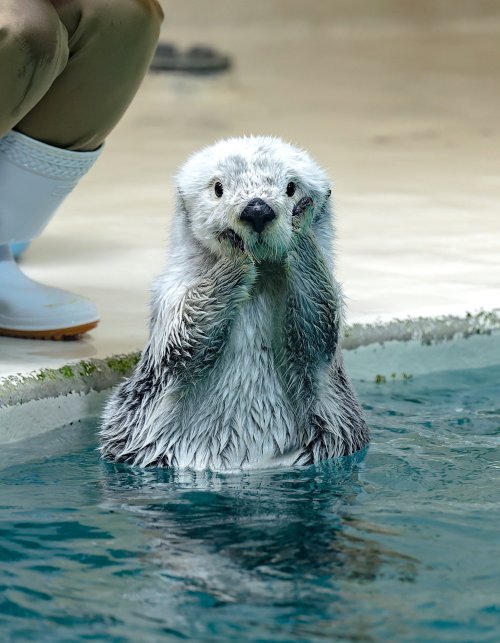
top-left (176, 286), bottom-right (300, 470)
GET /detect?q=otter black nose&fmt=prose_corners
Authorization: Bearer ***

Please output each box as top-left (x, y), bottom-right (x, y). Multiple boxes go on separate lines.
top-left (239, 198), bottom-right (276, 233)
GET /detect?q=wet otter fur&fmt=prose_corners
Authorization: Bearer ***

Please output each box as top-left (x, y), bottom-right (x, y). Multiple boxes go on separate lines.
top-left (100, 136), bottom-right (369, 470)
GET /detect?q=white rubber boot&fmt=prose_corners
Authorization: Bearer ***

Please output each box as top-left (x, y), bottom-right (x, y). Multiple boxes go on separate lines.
top-left (0, 130), bottom-right (102, 339)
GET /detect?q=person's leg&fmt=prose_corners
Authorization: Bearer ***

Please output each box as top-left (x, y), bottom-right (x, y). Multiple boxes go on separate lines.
top-left (17, 0), bottom-right (164, 151)
top-left (0, 128), bottom-right (102, 339)
top-left (0, 0), bottom-right (163, 338)
top-left (0, 0), bottom-right (69, 138)
top-left (0, 0), bottom-right (69, 263)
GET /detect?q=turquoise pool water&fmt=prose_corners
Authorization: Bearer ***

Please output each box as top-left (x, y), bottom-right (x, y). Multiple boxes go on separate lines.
top-left (0, 364), bottom-right (499, 642)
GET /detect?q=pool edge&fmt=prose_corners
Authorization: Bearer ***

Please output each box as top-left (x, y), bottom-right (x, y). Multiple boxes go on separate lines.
top-left (1, 309), bottom-right (499, 441)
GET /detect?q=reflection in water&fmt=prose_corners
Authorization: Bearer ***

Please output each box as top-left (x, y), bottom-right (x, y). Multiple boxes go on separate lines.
top-left (98, 452), bottom-right (417, 614)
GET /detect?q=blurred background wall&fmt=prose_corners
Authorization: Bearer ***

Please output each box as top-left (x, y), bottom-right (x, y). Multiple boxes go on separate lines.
top-left (122, 0), bottom-right (496, 320)
top-left (161, 0), bottom-right (500, 28)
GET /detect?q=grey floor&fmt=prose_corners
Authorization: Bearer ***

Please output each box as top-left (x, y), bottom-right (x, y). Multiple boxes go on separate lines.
top-left (1, 1), bottom-right (499, 377)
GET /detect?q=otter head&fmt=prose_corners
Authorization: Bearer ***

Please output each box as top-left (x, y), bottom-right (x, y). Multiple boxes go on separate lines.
top-left (176, 136), bottom-right (332, 263)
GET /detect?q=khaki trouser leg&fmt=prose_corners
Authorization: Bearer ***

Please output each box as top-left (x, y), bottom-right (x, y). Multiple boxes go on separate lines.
top-left (0, 0), bottom-right (69, 137)
top-left (1, 0), bottom-right (163, 151)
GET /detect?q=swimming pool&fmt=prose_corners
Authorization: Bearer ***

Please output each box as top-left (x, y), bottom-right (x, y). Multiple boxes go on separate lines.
top-left (1, 360), bottom-right (498, 641)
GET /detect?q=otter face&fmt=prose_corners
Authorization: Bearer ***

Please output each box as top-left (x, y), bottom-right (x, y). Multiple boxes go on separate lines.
top-left (176, 136), bottom-right (331, 263)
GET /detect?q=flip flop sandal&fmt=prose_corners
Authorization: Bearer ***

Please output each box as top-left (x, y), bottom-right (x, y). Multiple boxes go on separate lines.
top-left (150, 43), bottom-right (232, 74)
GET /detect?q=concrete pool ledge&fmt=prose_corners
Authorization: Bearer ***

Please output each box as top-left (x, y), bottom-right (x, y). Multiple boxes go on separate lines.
top-left (0, 354), bottom-right (141, 444)
top-left (1, 309), bottom-right (499, 444)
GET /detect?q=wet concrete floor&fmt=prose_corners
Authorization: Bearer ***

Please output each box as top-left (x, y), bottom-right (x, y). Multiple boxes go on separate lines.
top-left (1, 6), bottom-right (499, 376)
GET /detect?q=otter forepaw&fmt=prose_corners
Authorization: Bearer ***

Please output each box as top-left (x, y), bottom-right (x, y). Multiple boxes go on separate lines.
top-left (292, 196), bottom-right (313, 219)
top-left (214, 251), bottom-right (257, 299)
top-left (292, 196), bottom-right (314, 236)
top-left (218, 228), bottom-right (245, 252)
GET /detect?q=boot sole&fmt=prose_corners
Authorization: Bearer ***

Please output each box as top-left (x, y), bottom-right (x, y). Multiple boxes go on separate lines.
top-left (0, 320), bottom-right (98, 341)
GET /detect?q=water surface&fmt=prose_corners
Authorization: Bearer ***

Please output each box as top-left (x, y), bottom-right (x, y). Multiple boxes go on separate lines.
top-left (0, 364), bottom-right (499, 642)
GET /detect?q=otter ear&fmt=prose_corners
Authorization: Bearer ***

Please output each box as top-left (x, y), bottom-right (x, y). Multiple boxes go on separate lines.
top-left (326, 188), bottom-right (332, 199)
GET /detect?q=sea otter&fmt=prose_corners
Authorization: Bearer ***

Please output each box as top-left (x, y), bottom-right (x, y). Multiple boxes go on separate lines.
top-left (100, 136), bottom-right (368, 470)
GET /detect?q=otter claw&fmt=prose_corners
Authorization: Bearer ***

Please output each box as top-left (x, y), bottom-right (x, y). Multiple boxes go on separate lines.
top-left (218, 228), bottom-right (245, 251)
top-left (292, 196), bottom-right (313, 219)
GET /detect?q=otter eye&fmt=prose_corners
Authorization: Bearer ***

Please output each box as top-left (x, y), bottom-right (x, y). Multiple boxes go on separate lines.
top-left (286, 181), bottom-right (296, 197)
top-left (214, 181), bottom-right (224, 198)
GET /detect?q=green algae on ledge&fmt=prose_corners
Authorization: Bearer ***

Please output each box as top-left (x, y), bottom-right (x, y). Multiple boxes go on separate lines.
top-left (0, 353), bottom-right (140, 408)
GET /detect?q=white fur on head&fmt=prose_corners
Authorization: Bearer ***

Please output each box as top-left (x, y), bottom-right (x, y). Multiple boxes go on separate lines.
top-left (176, 136), bottom-right (331, 262)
